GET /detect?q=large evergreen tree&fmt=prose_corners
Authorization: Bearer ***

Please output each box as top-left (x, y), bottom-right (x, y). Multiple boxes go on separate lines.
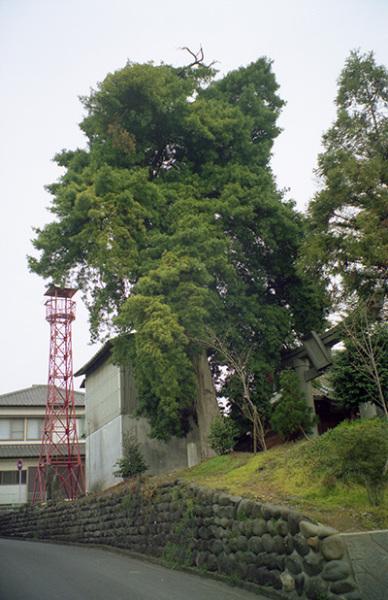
top-left (302, 50), bottom-right (388, 305)
top-left (29, 55), bottom-right (325, 447)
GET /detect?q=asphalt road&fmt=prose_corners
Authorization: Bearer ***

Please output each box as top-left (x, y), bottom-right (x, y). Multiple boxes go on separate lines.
top-left (0, 538), bottom-right (268, 600)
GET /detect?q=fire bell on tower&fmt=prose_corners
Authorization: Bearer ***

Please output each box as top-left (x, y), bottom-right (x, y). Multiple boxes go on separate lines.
top-left (32, 285), bottom-right (84, 503)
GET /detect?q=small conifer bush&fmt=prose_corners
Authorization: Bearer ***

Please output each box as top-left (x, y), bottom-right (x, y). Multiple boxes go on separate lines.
top-left (114, 433), bottom-right (148, 479)
top-left (271, 370), bottom-right (316, 440)
top-left (209, 415), bottom-right (238, 455)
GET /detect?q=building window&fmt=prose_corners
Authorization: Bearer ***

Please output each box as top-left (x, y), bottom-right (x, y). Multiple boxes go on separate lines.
top-left (0, 471), bottom-right (27, 485)
top-left (0, 419), bottom-right (24, 440)
top-left (76, 418), bottom-right (85, 438)
top-left (26, 418), bottom-right (44, 440)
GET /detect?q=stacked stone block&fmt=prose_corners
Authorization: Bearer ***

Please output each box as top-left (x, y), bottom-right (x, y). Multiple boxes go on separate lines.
top-left (0, 480), bottom-right (360, 599)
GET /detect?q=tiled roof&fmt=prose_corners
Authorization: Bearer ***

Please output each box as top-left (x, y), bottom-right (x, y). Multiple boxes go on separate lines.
top-left (0, 443), bottom-right (85, 458)
top-left (0, 385), bottom-right (85, 407)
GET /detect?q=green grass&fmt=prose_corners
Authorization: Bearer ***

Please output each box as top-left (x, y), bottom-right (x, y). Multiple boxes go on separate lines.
top-left (180, 442), bottom-right (388, 532)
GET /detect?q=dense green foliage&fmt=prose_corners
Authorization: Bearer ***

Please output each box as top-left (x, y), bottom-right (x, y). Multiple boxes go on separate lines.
top-left (114, 434), bottom-right (148, 479)
top-left (309, 419), bottom-right (388, 506)
top-left (29, 56), bottom-right (325, 440)
top-left (302, 50), bottom-right (388, 304)
top-left (208, 415), bottom-right (239, 455)
top-left (270, 370), bottom-right (316, 439)
top-left (331, 321), bottom-right (388, 413)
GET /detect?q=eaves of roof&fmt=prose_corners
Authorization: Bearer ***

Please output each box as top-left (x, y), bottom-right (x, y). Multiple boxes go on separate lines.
top-left (0, 443), bottom-right (85, 459)
top-left (74, 340), bottom-right (113, 378)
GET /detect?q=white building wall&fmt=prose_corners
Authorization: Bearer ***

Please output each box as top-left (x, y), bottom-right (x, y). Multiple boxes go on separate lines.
top-left (85, 362), bottom-right (121, 434)
top-left (0, 484), bottom-right (27, 504)
top-left (0, 458), bottom-right (36, 505)
top-left (86, 414), bottom-right (122, 491)
top-left (85, 360), bottom-right (123, 492)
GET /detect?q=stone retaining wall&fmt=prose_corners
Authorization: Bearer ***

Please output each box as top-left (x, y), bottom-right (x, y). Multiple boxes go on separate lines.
top-left (0, 480), bottom-right (360, 600)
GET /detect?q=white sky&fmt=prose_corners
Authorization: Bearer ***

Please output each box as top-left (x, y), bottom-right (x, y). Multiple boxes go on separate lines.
top-left (0, 0), bottom-right (387, 394)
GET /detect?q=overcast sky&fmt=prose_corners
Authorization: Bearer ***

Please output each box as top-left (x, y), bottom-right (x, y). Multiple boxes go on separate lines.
top-left (0, 0), bottom-right (387, 395)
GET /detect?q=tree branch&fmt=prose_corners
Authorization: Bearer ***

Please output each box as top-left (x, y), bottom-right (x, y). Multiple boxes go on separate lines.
top-left (180, 46), bottom-right (217, 69)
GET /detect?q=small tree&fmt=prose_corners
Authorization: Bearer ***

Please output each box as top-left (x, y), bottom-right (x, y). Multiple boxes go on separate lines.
top-left (196, 332), bottom-right (269, 453)
top-left (332, 303), bottom-right (388, 416)
top-left (208, 415), bottom-right (239, 455)
top-left (271, 370), bottom-right (316, 440)
top-left (114, 434), bottom-right (148, 479)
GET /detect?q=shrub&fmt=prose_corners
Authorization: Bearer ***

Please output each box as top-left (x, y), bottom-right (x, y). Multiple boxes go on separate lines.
top-left (208, 415), bottom-right (238, 455)
top-left (270, 370), bottom-right (316, 440)
top-left (114, 433), bottom-right (148, 479)
top-left (310, 418), bottom-right (388, 506)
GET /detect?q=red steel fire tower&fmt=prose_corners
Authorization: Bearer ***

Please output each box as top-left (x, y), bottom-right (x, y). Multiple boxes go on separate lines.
top-left (33, 285), bottom-right (84, 503)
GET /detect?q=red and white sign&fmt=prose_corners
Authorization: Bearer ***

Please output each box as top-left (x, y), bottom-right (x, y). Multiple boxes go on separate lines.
top-left (16, 459), bottom-right (23, 471)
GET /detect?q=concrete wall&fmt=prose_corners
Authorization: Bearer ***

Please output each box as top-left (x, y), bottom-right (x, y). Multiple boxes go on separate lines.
top-left (84, 360), bottom-right (124, 492)
top-left (0, 481), bottom-right (361, 600)
top-left (123, 416), bottom-right (199, 476)
top-left (84, 358), bottom-right (200, 491)
top-left (86, 415), bottom-right (122, 492)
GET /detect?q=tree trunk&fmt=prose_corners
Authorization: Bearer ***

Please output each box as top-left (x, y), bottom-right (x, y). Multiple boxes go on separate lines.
top-left (194, 350), bottom-right (220, 459)
top-left (292, 357), bottom-right (319, 437)
top-left (369, 347), bottom-right (388, 417)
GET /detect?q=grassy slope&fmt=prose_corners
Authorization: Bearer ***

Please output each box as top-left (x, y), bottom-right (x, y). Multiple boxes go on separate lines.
top-left (179, 442), bottom-right (388, 532)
